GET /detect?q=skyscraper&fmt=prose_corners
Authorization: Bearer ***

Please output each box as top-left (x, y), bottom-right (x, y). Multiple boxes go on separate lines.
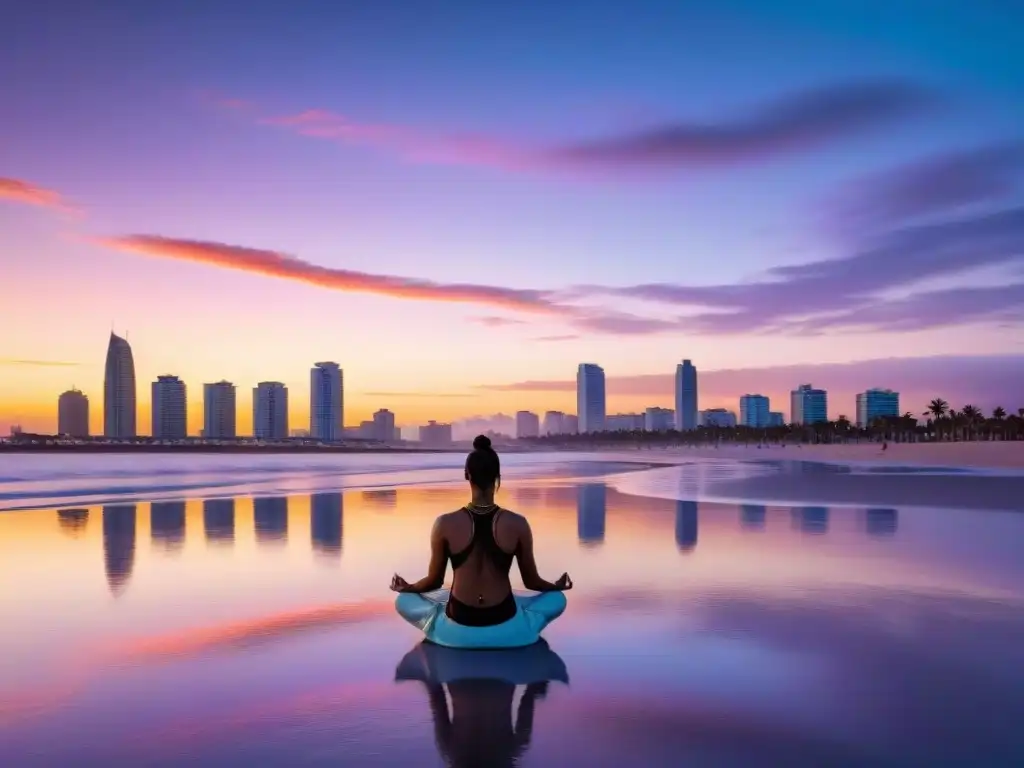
top-left (253, 382), bottom-right (289, 439)
top-left (310, 362), bottom-right (343, 441)
top-left (203, 381), bottom-right (237, 439)
top-left (516, 410), bottom-right (540, 438)
top-left (152, 375), bottom-right (187, 439)
top-left (576, 364), bottom-right (606, 434)
top-left (856, 388), bottom-right (900, 428)
top-left (57, 388), bottom-right (89, 437)
top-left (674, 360), bottom-right (698, 431)
top-left (739, 394), bottom-right (770, 428)
top-left (791, 384), bottom-right (828, 425)
top-left (103, 332), bottom-right (136, 439)
top-left (372, 408), bottom-right (396, 442)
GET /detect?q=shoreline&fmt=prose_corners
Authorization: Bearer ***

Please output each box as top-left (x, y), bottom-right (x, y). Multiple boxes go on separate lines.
top-left (596, 441), bottom-right (1024, 472)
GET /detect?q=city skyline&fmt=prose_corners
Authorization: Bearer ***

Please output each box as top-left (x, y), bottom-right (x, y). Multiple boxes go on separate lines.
top-left (15, 333), bottom-right (1023, 437)
top-left (4, 3), bottom-right (1024, 434)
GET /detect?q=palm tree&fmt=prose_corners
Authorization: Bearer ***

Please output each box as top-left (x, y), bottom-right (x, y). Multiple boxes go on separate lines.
top-left (993, 406), bottom-right (1007, 421)
top-left (962, 404), bottom-right (983, 441)
top-left (924, 398), bottom-right (949, 441)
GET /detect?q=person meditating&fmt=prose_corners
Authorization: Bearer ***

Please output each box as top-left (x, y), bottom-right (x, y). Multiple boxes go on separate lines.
top-left (391, 435), bottom-right (571, 645)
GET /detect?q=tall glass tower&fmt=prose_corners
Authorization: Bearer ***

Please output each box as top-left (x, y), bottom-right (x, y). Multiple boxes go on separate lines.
top-left (576, 363), bottom-right (606, 434)
top-left (104, 332), bottom-right (137, 438)
top-left (674, 359), bottom-right (698, 431)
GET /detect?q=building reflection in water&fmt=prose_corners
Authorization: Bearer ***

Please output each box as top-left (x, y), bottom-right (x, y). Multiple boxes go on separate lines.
top-left (102, 505), bottom-right (137, 596)
top-left (150, 501), bottom-right (186, 551)
top-left (311, 492), bottom-right (343, 556)
top-left (865, 507), bottom-right (899, 537)
top-left (395, 641), bottom-right (567, 768)
top-left (740, 504), bottom-right (767, 531)
top-left (576, 483), bottom-right (607, 547)
top-left (794, 506), bottom-right (829, 534)
top-left (254, 496), bottom-right (288, 544)
top-left (57, 508), bottom-right (89, 538)
top-left (675, 501), bottom-right (698, 552)
top-left (203, 498), bottom-right (235, 544)
top-left (361, 489), bottom-right (398, 510)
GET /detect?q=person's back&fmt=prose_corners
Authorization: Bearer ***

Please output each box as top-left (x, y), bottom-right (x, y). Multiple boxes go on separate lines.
top-left (391, 435), bottom-right (571, 628)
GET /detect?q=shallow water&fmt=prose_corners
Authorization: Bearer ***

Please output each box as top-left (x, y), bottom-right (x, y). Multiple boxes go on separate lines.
top-left (2, 453), bottom-right (1023, 766)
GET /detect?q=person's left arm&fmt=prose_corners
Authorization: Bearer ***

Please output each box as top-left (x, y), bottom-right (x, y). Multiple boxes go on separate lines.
top-left (390, 517), bottom-right (448, 593)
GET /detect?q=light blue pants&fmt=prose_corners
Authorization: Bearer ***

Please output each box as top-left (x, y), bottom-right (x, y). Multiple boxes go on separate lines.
top-left (395, 589), bottom-right (567, 649)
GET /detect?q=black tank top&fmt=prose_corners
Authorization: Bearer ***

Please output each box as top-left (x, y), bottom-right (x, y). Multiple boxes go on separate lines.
top-left (448, 506), bottom-right (515, 572)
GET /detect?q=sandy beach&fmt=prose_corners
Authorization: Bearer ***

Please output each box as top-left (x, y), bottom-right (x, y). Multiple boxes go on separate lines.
top-left (610, 441), bottom-right (1024, 472)
top-left (602, 441), bottom-right (1024, 511)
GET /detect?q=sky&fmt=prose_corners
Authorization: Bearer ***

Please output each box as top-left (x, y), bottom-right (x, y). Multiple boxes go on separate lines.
top-left (2, 0), bottom-right (1024, 434)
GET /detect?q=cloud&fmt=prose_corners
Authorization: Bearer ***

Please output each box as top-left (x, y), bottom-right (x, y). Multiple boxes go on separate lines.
top-left (96, 235), bottom-right (567, 315)
top-left (545, 81), bottom-right (937, 169)
top-left (600, 206), bottom-right (1024, 334)
top-left (472, 316), bottom-right (527, 327)
top-left (824, 140), bottom-right (1024, 233)
top-left (0, 177), bottom-right (69, 210)
top-left (0, 358), bottom-right (79, 367)
top-left (259, 81), bottom-right (936, 173)
top-left (476, 354), bottom-right (1024, 415)
top-left (534, 334), bottom-right (580, 342)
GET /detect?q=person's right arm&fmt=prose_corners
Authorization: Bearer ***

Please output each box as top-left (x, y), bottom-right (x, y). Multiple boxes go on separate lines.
top-left (516, 519), bottom-right (572, 592)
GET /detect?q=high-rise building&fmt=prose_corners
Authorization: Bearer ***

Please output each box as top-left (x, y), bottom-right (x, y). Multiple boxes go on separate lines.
top-left (58, 388), bottom-right (89, 437)
top-left (791, 384), bottom-right (828, 425)
top-left (768, 411), bottom-right (785, 427)
top-left (856, 388), bottom-right (900, 428)
top-left (542, 410), bottom-right (566, 435)
top-left (577, 364), bottom-right (606, 434)
top-left (644, 407), bottom-right (674, 432)
top-left (564, 414), bottom-right (579, 434)
top-left (419, 420), bottom-right (453, 446)
top-left (515, 410), bottom-right (540, 439)
top-left (152, 375), bottom-right (187, 439)
top-left (675, 360), bottom-right (698, 431)
top-left (103, 332), bottom-right (136, 438)
top-left (253, 382), bottom-right (289, 439)
top-left (701, 408), bottom-right (737, 428)
top-left (310, 362), bottom-right (343, 441)
top-left (739, 394), bottom-right (770, 428)
top-left (372, 408), bottom-right (396, 442)
top-left (203, 381), bottom-right (236, 439)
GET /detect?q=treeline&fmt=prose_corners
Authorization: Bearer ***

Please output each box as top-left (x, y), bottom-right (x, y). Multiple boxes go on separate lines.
top-left (521, 401), bottom-right (1024, 445)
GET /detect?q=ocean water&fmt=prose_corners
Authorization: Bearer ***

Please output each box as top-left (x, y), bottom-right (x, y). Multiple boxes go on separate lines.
top-left (1, 452), bottom-right (1023, 766)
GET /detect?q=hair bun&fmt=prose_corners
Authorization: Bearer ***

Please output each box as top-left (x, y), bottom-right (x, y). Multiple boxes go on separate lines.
top-left (473, 434), bottom-right (493, 451)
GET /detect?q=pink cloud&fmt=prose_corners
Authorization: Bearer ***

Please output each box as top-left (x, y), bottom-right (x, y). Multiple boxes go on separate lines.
top-left (0, 177), bottom-right (69, 210)
top-left (96, 234), bottom-right (567, 315)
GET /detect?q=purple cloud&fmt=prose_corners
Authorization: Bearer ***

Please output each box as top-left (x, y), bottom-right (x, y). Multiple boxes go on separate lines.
top-left (597, 205), bottom-right (1024, 335)
top-left (533, 334), bottom-right (580, 342)
top-left (546, 82), bottom-right (937, 169)
top-left (256, 81), bottom-right (936, 173)
top-left (824, 140), bottom-right (1024, 233)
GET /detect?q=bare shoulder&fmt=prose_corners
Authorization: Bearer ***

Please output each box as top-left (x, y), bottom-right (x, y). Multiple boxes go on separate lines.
top-left (436, 509), bottom-right (465, 527)
top-left (497, 507), bottom-right (528, 529)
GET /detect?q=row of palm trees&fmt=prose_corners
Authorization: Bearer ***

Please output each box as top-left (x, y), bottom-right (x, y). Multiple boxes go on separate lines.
top-left (520, 402), bottom-right (1024, 446)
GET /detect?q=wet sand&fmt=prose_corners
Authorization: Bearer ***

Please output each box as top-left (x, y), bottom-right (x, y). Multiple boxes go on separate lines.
top-left (613, 441), bottom-right (1024, 471)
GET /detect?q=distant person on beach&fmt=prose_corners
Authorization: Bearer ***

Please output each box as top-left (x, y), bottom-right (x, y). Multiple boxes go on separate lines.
top-left (390, 435), bottom-right (572, 627)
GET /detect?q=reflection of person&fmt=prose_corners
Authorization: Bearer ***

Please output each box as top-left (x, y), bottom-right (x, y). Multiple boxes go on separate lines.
top-left (396, 641), bottom-right (567, 768)
top-left (390, 435), bottom-right (571, 628)
top-left (425, 679), bottom-right (546, 767)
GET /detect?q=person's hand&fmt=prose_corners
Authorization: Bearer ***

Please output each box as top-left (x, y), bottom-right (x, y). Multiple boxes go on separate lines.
top-left (390, 574), bottom-right (411, 592)
top-left (554, 573), bottom-right (573, 591)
